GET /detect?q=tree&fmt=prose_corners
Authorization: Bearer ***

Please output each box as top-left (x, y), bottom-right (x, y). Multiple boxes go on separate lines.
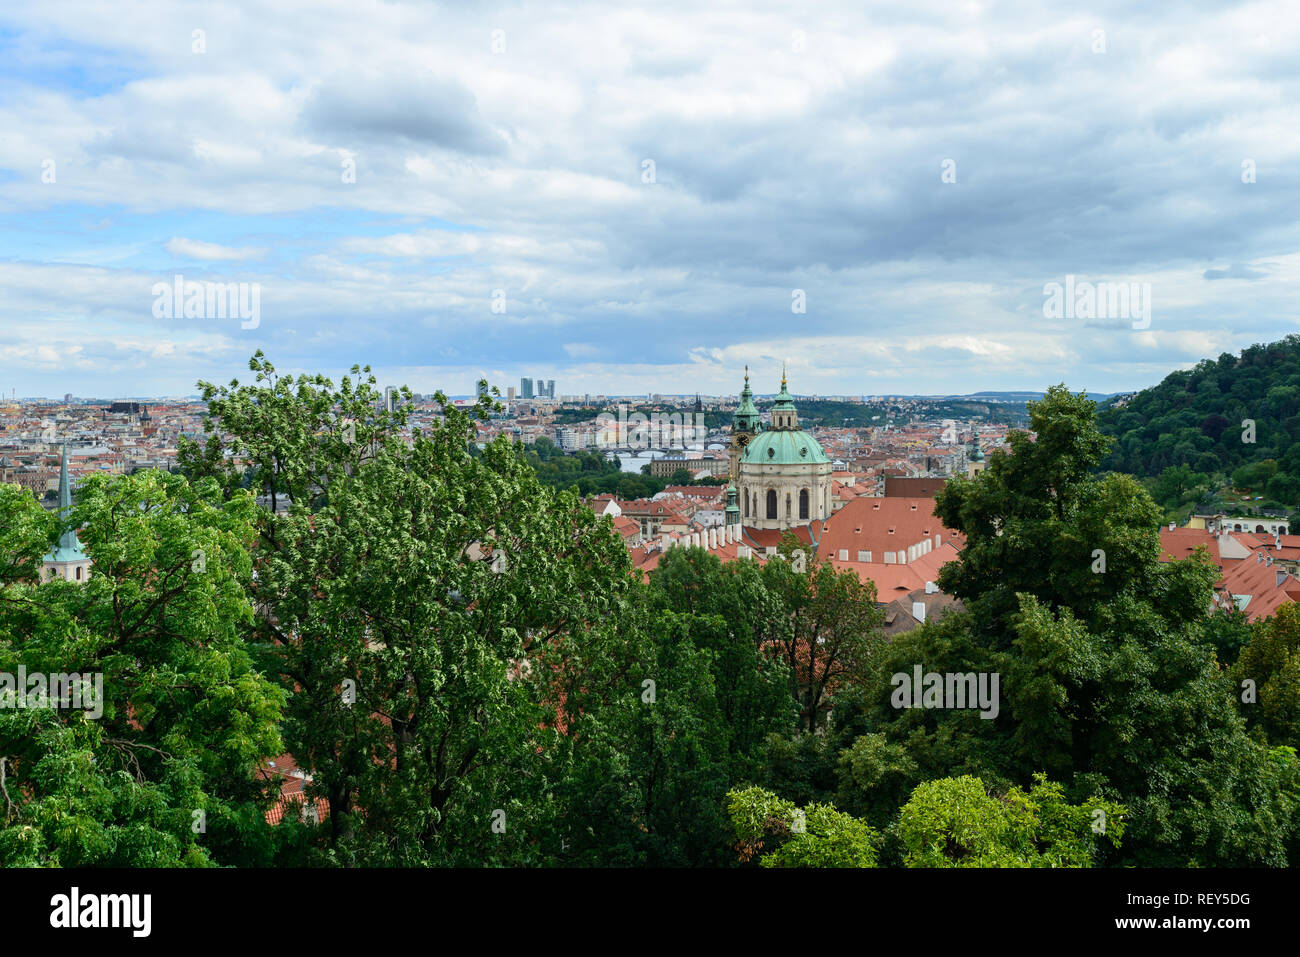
top-left (1233, 603), bottom-right (1300, 750)
top-left (757, 536), bottom-right (885, 732)
top-left (256, 406), bottom-right (639, 865)
top-left (0, 471), bottom-right (284, 866)
top-left (726, 785), bottom-right (877, 867)
top-left (896, 774), bottom-right (1124, 868)
top-left (841, 385), bottom-right (1300, 866)
top-left (559, 607), bottom-right (737, 866)
top-left (646, 547), bottom-right (795, 776)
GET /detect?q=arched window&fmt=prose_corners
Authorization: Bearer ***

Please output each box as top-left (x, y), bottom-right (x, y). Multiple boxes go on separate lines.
top-left (799, 488), bottom-right (809, 520)
top-left (766, 489), bottom-right (777, 520)
top-left (744, 491), bottom-right (749, 517)
top-left (1257, 524), bottom-right (1266, 533)
top-left (75, 566), bottom-right (82, 581)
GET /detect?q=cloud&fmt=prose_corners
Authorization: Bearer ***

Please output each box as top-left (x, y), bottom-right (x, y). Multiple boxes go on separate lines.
top-left (2, 0), bottom-right (1300, 397)
top-left (1204, 263), bottom-right (1269, 280)
top-left (165, 238), bottom-right (267, 261)
top-left (300, 69), bottom-right (505, 155)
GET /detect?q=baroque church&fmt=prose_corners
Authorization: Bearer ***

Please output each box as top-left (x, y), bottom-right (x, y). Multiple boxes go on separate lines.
top-left (726, 366), bottom-right (833, 531)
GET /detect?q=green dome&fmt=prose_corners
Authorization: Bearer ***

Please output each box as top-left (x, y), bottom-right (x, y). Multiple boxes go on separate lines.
top-left (741, 429), bottom-right (830, 466)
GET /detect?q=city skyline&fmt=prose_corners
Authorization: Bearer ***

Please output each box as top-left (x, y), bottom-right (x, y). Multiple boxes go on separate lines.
top-left (4, 2), bottom-right (1300, 397)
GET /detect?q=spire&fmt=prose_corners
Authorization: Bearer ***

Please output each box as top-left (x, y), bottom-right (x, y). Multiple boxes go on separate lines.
top-left (733, 365), bottom-right (762, 435)
top-left (770, 363), bottom-right (797, 428)
top-left (57, 443), bottom-right (72, 512)
top-left (47, 444), bottom-right (88, 560)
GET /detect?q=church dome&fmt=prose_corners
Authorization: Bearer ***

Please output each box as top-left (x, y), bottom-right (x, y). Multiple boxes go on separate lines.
top-left (741, 429), bottom-right (829, 466)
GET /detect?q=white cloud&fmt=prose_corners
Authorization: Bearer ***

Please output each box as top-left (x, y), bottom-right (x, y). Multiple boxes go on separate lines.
top-left (165, 238), bottom-right (267, 261)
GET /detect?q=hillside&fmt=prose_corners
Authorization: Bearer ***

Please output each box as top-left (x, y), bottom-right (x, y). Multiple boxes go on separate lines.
top-left (1096, 335), bottom-right (1300, 507)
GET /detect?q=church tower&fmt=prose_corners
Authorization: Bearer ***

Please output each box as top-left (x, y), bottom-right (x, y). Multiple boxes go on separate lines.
top-left (42, 445), bottom-right (92, 583)
top-left (966, 431), bottom-right (986, 479)
top-left (724, 482), bottom-right (740, 528)
top-left (735, 366), bottom-right (833, 531)
top-left (728, 365), bottom-right (763, 479)
top-left (769, 363), bottom-right (798, 430)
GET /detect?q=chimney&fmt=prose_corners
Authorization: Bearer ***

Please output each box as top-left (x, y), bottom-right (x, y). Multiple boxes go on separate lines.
top-left (925, 581), bottom-right (938, 594)
top-left (1257, 551), bottom-right (1263, 564)
top-left (1168, 522), bottom-right (1175, 531)
top-left (912, 601), bottom-right (927, 623)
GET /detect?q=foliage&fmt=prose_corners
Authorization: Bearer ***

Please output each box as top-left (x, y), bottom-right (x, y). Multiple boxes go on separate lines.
top-left (896, 774), bottom-right (1124, 868)
top-left (1233, 603), bottom-right (1300, 750)
top-left (726, 785), bottom-right (878, 867)
top-left (1096, 335), bottom-right (1300, 504)
top-left (0, 471), bottom-right (284, 866)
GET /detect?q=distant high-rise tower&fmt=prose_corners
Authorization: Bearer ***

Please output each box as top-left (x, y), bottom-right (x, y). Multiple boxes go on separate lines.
top-left (546, 379), bottom-right (556, 399)
top-left (521, 377), bottom-right (534, 399)
top-left (507, 386), bottom-right (517, 401)
top-left (383, 386), bottom-right (396, 413)
top-left (42, 445), bottom-right (91, 584)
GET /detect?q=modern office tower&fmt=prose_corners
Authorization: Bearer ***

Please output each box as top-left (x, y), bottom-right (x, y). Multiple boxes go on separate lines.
top-left (477, 381), bottom-right (489, 399)
top-left (383, 386), bottom-right (396, 412)
top-left (546, 379), bottom-right (556, 399)
top-left (521, 377), bottom-right (534, 399)
top-left (507, 386), bottom-right (517, 401)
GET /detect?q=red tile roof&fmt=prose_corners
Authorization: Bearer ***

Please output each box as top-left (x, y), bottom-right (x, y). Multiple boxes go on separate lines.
top-left (1158, 527), bottom-right (1221, 563)
top-left (816, 497), bottom-right (960, 564)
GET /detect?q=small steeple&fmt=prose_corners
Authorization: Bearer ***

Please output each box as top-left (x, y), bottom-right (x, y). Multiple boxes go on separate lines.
top-left (732, 366), bottom-right (762, 435)
top-left (42, 444), bottom-right (91, 582)
top-left (54, 445), bottom-right (86, 556)
top-left (771, 364), bottom-right (797, 429)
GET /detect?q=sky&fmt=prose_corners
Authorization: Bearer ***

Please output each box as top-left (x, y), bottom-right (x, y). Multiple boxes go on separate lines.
top-left (2, 0), bottom-right (1299, 399)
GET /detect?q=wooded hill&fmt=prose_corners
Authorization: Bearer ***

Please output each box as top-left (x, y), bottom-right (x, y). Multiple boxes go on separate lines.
top-left (1097, 335), bottom-right (1300, 504)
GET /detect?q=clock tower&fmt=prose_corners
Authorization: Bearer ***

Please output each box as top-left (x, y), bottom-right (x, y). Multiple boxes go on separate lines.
top-left (729, 366), bottom-right (763, 479)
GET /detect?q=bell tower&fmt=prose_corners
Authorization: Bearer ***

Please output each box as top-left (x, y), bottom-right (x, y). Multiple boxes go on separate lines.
top-left (729, 365), bottom-right (762, 479)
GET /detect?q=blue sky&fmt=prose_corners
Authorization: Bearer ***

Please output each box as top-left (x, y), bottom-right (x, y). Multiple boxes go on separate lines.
top-left (2, 0), bottom-right (1299, 399)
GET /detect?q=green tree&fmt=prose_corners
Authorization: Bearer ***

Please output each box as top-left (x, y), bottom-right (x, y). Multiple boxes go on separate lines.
top-left (843, 385), bottom-right (1300, 866)
top-left (726, 785), bottom-right (877, 867)
top-left (1233, 603), bottom-right (1300, 749)
top-left (0, 471), bottom-right (284, 866)
top-left (758, 538), bottom-right (885, 732)
top-left (896, 774), bottom-right (1124, 868)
